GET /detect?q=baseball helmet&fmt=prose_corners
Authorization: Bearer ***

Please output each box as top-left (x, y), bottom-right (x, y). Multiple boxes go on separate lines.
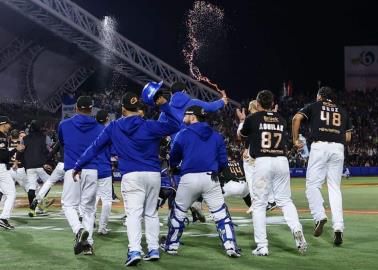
top-left (141, 81), bottom-right (163, 106)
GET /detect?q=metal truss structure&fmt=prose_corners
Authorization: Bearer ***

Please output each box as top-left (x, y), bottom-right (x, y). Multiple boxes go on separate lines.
top-left (18, 44), bottom-right (45, 104)
top-left (1, 0), bottom-right (240, 111)
top-left (0, 37), bottom-right (34, 72)
top-left (43, 66), bottom-right (95, 112)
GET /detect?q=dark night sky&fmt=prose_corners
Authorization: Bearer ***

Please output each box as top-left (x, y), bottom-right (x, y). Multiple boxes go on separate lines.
top-left (73, 0), bottom-right (378, 101)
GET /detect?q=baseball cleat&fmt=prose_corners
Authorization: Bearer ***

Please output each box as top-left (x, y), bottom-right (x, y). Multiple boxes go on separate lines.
top-left (30, 198), bottom-right (39, 211)
top-left (0, 219), bottom-right (15, 230)
top-left (294, 230), bottom-right (308, 254)
top-left (125, 251), bottom-right (141, 266)
top-left (42, 198), bottom-right (55, 210)
top-left (226, 248), bottom-right (241, 258)
top-left (252, 247), bottom-right (269, 256)
top-left (83, 244), bottom-right (94, 255)
top-left (35, 208), bottom-right (49, 216)
top-left (97, 227), bottom-right (109, 235)
top-left (74, 228), bottom-right (89, 255)
top-left (160, 243), bottom-right (178, 255)
top-left (314, 219), bottom-right (327, 237)
top-left (28, 210), bottom-right (36, 217)
top-left (266, 202), bottom-right (277, 212)
top-left (333, 231), bottom-right (343, 246)
top-left (143, 249), bottom-right (160, 261)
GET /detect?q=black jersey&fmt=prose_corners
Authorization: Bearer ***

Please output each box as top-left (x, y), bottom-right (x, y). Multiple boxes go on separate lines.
top-left (298, 101), bottom-right (352, 144)
top-left (8, 139), bottom-right (24, 168)
top-left (0, 131), bottom-right (16, 164)
top-left (220, 160), bottom-right (246, 185)
top-left (240, 111), bottom-right (287, 158)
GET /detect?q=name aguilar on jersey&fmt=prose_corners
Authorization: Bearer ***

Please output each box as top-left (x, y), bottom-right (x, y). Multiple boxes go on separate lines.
top-left (241, 111), bottom-right (287, 158)
top-left (259, 122), bottom-right (284, 155)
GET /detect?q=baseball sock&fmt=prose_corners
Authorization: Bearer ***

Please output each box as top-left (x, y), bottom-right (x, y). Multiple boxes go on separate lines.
top-left (28, 189), bottom-right (36, 208)
top-left (243, 194), bottom-right (252, 207)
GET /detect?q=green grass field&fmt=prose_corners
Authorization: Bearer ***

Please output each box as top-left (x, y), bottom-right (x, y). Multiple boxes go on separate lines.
top-left (1, 177), bottom-right (377, 270)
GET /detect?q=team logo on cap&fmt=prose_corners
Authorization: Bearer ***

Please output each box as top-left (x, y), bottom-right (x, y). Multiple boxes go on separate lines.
top-left (130, 97), bottom-right (138, 104)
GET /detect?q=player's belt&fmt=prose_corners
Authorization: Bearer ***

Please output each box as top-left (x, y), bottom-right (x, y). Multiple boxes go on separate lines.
top-left (313, 141), bottom-right (338, 144)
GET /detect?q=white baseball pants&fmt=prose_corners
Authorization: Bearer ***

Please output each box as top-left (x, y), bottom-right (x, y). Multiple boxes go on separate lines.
top-left (10, 167), bottom-right (27, 192)
top-left (252, 156), bottom-right (302, 248)
top-left (306, 142), bottom-right (345, 232)
top-left (62, 169), bottom-right (97, 245)
top-left (95, 176), bottom-right (112, 230)
top-left (244, 158), bottom-right (275, 204)
top-left (175, 172), bottom-right (225, 219)
top-left (0, 164), bottom-right (16, 219)
top-left (223, 180), bottom-right (249, 198)
top-left (36, 162), bottom-right (65, 202)
top-left (121, 171), bottom-right (161, 252)
top-left (26, 168), bottom-right (50, 191)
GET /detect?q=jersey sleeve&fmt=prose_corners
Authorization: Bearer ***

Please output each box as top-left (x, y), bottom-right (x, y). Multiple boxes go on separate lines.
top-left (298, 103), bottom-right (312, 120)
top-left (240, 115), bottom-right (253, 137)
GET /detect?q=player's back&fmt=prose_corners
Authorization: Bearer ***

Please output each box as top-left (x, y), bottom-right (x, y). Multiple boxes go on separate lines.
top-left (245, 111), bottom-right (288, 159)
top-left (298, 101), bottom-right (352, 144)
top-left (59, 114), bottom-right (103, 170)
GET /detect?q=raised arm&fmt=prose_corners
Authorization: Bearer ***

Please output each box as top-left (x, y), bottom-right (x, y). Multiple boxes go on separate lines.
top-left (147, 99), bottom-right (181, 137)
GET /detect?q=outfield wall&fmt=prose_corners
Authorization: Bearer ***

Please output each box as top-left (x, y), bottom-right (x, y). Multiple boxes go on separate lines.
top-left (290, 167), bottom-right (378, 177)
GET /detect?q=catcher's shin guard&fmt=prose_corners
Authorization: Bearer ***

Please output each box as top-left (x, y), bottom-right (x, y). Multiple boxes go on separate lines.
top-left (164, 202), bottom-right (187, 251)
top-left (213, 204), bottom-right (239, 252)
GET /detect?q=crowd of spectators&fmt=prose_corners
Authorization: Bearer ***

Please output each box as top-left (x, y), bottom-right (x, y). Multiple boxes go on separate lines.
top-left (1, 87), bottom-right (377, 168)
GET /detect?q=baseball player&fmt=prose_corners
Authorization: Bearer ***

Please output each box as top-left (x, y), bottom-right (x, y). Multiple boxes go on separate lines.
top-left (94, 110), bottom-right (113, 235)
top-left (158, 82), bottom-right (227, 222)
top-left (219, 150), bottom-right (251, 208)
top-left (22, 120), bottom-right (50, 217)
top-left (342, 166), bottom-right (351, 179)
top-left (8, 130), bottom-right (27, 192)
top-left (158, 81), bottom-right (227, 140)
top-left (162, 105), bottom-right (241, 258)
top-left (292, 86), bottom-right (352, 246)
top-left (239, 90), bottom-right (307, 256)
top-left (59, 96), bottom-right (104, 255)
top-left (29, 140), bottom-right (64, 213)
top-left (73, 91), bottom-right (180, 266)
top-left (0, 116), bottom-right (24, 229)
top-left (237, 100), bottom-right (276, 213)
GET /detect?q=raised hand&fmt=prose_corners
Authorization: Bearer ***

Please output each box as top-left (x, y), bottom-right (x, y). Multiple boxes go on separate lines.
top-left (236, 108), bottom-right (246, 122)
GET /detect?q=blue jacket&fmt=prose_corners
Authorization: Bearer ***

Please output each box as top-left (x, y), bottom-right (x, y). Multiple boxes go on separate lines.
top-left (170, 122), bottom-right (228, 176)
top-left (158, 92), bottom-right (224, 139)
top-left (74, 103), bottom-right (180, 174)
top-left (58, 114), bottom-right (104, 171)
top-left (97, 145), bottom-right (112, 179)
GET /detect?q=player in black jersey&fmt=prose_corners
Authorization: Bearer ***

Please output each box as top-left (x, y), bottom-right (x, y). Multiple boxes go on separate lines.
top-left (237, 100), bottom-right (276, 214)
top-left (0, 116), bottom-right (24, 229)
top-left (292, 86), bottom-right (352, 246)
top-left (219, 150), bottom-right (251, 208)
top-left (239, 90), bottom-right (307, 256)
top-left (8, 130), bottom-right (27, 192)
